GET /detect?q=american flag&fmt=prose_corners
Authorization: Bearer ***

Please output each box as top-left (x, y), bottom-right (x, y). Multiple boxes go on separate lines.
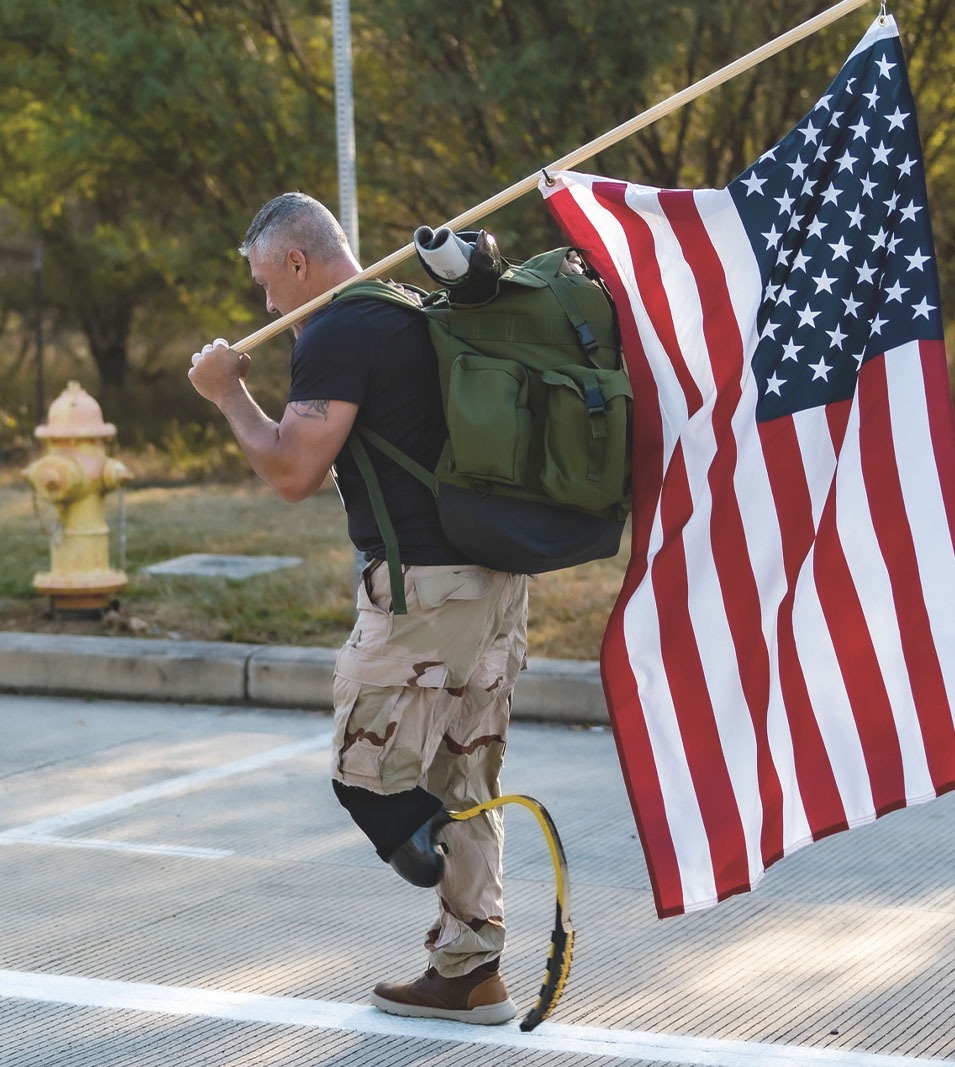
top-left (541, 15), bottom-right (954, 918)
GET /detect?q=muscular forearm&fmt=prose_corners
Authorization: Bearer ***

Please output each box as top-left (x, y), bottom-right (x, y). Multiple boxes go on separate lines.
top-left (213, 382), bottom-right (297, 495)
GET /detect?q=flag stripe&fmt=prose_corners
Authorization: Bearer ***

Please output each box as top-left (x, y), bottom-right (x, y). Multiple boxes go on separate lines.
top-left (859, 354), bottom-right (955, 793)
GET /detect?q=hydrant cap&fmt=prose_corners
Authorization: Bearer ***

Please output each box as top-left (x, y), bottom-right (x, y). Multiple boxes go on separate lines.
top-left (35, 381), bottom-right (117, 439)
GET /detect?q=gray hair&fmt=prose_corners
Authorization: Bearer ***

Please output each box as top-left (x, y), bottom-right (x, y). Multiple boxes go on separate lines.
top-left (239, 192), bottom-right (351, 263)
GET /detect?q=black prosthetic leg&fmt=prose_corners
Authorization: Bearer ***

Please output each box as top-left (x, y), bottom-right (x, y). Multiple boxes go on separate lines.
top-left (332, 781), bottom-right (452, 887)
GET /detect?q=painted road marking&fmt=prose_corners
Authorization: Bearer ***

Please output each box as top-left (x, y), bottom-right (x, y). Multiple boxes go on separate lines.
top-left (0, 732), bottom-right (333, 859)
top-left (0, 970), bottom-right (950, 1067)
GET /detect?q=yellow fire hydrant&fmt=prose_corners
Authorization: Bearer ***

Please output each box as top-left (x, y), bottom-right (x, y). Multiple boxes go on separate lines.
top-left (22, 381), bottom-right (132, 612)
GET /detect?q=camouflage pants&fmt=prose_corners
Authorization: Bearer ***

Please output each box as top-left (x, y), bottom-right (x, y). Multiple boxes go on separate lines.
top-left (331, 560), bottom-right (528, 978)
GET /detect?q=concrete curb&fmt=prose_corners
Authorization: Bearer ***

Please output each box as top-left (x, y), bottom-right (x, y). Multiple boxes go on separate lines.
top-left (0, 632), bottom-right (609, 724)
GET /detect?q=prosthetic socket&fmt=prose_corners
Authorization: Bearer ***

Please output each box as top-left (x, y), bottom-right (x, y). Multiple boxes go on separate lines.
top-left (413, 227), bottom-right (504, 304)
top-left (332, 780), bottom-right (452, 888)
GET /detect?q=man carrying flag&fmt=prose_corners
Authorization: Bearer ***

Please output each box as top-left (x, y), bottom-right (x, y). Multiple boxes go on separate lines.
top-left (542, 14), bottom-right (954, 918)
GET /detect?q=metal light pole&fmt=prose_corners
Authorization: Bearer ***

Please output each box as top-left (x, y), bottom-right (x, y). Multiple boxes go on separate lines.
top-left (332, 0), bottom-right (366, 600)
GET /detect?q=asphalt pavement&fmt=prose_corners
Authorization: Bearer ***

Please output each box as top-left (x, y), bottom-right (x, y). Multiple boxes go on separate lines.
top-left (2, 692), bottom-right (955, 1066)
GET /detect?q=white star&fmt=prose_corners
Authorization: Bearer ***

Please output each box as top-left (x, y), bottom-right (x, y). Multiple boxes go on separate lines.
top-left (830, 236), bottom-right (852, 261)
top-left (845, 78), bottom-right (856, 95)
top-left (860, 174), bottom-right (877, 198)
top-left (851, 350), bottom-right (866, 367)
top-left (802, 178), bottom-right (818, 197)
top-left (787, 212), bottom-right (806, 232)
top-left (831, 111), bottom-right (845, 126)
top-left (776, 245), bottom-right (795, 265)
top-left (905, 248), bottom-right (930, 272)
top-left (857, 260), bottom-right (878, 284)
top-left (797, 304), bottom-right (821, 328)
top-left (846, 205), bottom-right (865, 229)
top-left (765, 373), bottom-right (786, 396)
top-left (885, 280), bottom-right (910, 303)
top-left (814, 142), bottom-right (829, 162)
top-left (791, 249), bottom-right (811, 272)
top-left (836, 149), bottom-right (858, 173)
top-left (810, 357), bottom-right (833, 381)
top-left (887, 234), bottom-right (902, 255)
top-left (813, 269), bottom-right (838, 294)
top-left (781, 340), bottom-right (803, 362)
top-left (843, 293), bottom-right (863, 318)
top-left (741, 171), bottom-right (767, 196)
top-left (762, 320), bottom-right (782, 340)
top-left (759, 146), bottom-right (778, 163)
top-left (777, 284), bottom-right (796, 306)
top-left (897, 155), bottom-right (917, 177)
top-left (900, 200), bottom-right (923, 223)
top-left (886, 107), bottom-right (909, 131)
top-left (864, 85), bottom-right (880, 109)
top-left (775, 190), bottom-right (796, 214)
top-left (870, 227), bottom-right (889, 250)
top-left (826, 324), bottom-right (848, 350)
top-left (876, 54), bottom-right (897, 80)
top-left (762, 225), bottom-right (783, 250)
top-left (787, 156), bottom-right (808, 180)
top-left (821, 185), bottom-right (843, 206)
top-left (913, 297), bottom-right (936, 320)
top-left (816, 94), bottom-right (833, 111)
top-left (807, 218), bottom-right (827, 239)
top-left (871, 313), bottom-right (888, 334)
top-left (884, 191), bottom-right (900, 213)
top-left (849, 116), bottom-right (870, 140)
top-left (764, 282), bottom-right (781, 302)
top-left (801, 121), bottom-right (821, 145)
top-left (872, 141), bottom-right (893, 166)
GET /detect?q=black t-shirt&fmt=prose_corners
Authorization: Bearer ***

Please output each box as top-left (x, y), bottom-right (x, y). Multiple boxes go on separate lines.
top-left (288, 290), bottom-right (467, 565)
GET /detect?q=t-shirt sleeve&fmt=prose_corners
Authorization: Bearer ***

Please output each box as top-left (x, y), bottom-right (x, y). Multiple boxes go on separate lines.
top-left (287, 302), bottom-right (374, 405)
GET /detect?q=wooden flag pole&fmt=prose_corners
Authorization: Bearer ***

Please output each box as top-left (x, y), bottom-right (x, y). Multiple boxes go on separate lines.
top-left (233, 0), bottom-right (874, 353)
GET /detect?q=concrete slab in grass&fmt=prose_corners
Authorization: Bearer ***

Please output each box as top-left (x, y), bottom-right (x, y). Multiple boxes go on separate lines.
top-left (141, 554), bottom-right (302, 579)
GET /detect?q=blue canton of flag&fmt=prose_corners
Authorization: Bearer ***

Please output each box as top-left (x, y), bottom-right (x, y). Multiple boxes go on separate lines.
top-left (731, 17), bottom-right (944, 421)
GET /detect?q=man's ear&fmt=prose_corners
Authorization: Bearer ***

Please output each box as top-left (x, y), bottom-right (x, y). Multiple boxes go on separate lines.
top-left (287, 248), bottom-right (308, 278)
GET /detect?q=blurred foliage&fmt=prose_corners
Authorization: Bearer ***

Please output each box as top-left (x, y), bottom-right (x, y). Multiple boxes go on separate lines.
top-left (0, 0), bottom-right (953, 439)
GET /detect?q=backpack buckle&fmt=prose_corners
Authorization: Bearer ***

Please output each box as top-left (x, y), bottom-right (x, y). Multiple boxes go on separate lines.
top-left (584, 385), bottom-right (606, 415)
top-left (575, 322), bottom-right (598, 352)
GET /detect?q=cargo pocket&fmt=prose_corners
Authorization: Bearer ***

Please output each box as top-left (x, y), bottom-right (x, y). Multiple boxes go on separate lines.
top-left (447, 353), bottom-right (532, 485)
top-left (539, 366), bottom-right (632, 511)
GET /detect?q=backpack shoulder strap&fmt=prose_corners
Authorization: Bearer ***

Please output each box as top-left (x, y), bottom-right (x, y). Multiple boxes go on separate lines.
top-left (332, 279), bottom-right (428, 313)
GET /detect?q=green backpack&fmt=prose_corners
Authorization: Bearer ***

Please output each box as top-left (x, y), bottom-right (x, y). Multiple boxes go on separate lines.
top-left (336, 247), bottom-right (632, 613)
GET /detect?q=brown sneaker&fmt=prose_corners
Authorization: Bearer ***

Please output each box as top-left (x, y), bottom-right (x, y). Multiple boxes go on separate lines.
top-left (371, 962), bottom-right (517, 1025)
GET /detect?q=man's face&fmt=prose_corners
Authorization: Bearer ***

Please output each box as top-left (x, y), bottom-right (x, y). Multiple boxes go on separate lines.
top-left (248, 247), bottom-right (306, 322)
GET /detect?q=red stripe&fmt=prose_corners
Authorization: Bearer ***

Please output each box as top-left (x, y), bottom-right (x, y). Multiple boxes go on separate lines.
top-left (857, 354), bottom-right (955, 793)
top-left (759, 416), bottom-right (849, 837)
top-left (651, 443), bottom-right (750, 898)
top-left (590, 182), bottom-right (704, 418)
top-left (546, 185), bottom-right (686, 916)
top-left (659, 191), bottom-right (785, 873)
top-left (921, 340), bottom-right (955, 558)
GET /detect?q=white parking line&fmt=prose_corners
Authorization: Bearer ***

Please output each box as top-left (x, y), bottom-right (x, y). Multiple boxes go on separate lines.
top-left (0, 970), bottom-right (949, 1067)
top-left (0, 732), bottom-right (333, 858)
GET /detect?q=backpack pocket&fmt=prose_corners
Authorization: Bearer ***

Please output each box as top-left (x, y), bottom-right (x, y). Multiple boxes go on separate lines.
top-left (447, 353), bottom-right (532, 485)
top-left (539, 366), bottom-right (632, 511)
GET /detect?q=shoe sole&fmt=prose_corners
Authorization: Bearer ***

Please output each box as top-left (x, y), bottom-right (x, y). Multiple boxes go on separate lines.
top-left (370, 991), bottom-right (517, 1025)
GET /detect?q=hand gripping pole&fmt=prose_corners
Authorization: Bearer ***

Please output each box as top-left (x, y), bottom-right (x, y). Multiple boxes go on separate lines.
top-left (449, 794), bottom-right (573, 1032)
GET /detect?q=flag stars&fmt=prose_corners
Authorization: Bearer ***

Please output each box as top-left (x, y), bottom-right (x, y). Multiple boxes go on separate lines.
top-left (765, 372), bottom-right (786, 396)
top-left (876, 54), bottom-right (897, 79)
top-left (791, 249), bottom-right (811, 273)
top-left (897, 156), bottom-right (917, 177)
top-left (846, 205), bottom-right (864, 229)
top-left (741, 171), bottom-right (767, 196)
top-left (864, 85), bottom-right (880, 109)
top-left (826, 324), bottom-right (848, 350)
top-left (777, 283), bottom-right (796, 306)
top-left (886, 106), bottom-right (909, 131)
top-left (883, 190), bottom-right (900, 213)
top-left (762, 225), bottom-right (783, 250)
top-left (913, 297), bottom-right (936, 320)
top-left (900, 200), bottom-right (923, 223)
top-left (806, 217), bottom-right (827, 239)
top-left (885, 280), bottom-right (910, 303)
top-left (801, 121), bottom-right (821, 144)
top-left (849, 116), bottom-right (870, 140)
top-left (810, 357), bottom-right (833, 381)
top-left (905, 248), bottom-right (930, 272)
top-left (872, 141), bottom-right (893, 166)
top-left (871, 313), bottom-right (888, 335)
top-left (857, 260), bottom-right (878, 285)
top-left (860, 174), bottom-right (877, 198)
top-left (813, 269), bottom-right (838, 294)
top-left (887, 234), bottom-right (902, 255)
top-left (842, 293), bottom-right (863, 318)
top-left (797, 304), bottom-right (821, 328)
top-left (787, 156), bottom-right (809, 180)
top-left (836, 149), bottom-right (858, 173)
top-left (870, 227), bottom-right (889, 250)
top-left (775, 190), bottom-right (796, 214)
top-left (820, 185), bottom-right (843, 206)
top-left (830, 236), bottom-right (852, 261)
top-left (781, 340), bottom-right (803, 362)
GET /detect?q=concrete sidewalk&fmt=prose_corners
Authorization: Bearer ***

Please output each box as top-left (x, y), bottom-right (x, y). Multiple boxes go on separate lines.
top-left (0, 631), bottom-right (607, 724)
top-left (2, 694), bottom-right (955, 1067)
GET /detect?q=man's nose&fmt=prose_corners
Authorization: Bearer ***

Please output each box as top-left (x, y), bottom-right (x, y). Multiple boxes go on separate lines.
top-left (266, 294), bottom-right (277, 314)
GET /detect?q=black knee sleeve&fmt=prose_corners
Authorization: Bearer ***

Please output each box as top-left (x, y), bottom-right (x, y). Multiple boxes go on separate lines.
top-left (332, 780), bottom-right (444, 861)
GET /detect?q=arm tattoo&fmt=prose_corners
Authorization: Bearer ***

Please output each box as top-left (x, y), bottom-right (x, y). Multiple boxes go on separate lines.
top-left (289, 399), bottom-right (331, 420)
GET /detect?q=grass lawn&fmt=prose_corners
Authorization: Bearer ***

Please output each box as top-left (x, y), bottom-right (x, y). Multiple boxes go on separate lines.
top-left (0, 476), bottom-right (630, 660)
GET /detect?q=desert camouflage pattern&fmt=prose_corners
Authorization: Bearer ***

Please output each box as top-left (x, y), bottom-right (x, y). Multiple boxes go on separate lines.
top-left (331, 560), bottom-right (528, 978)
